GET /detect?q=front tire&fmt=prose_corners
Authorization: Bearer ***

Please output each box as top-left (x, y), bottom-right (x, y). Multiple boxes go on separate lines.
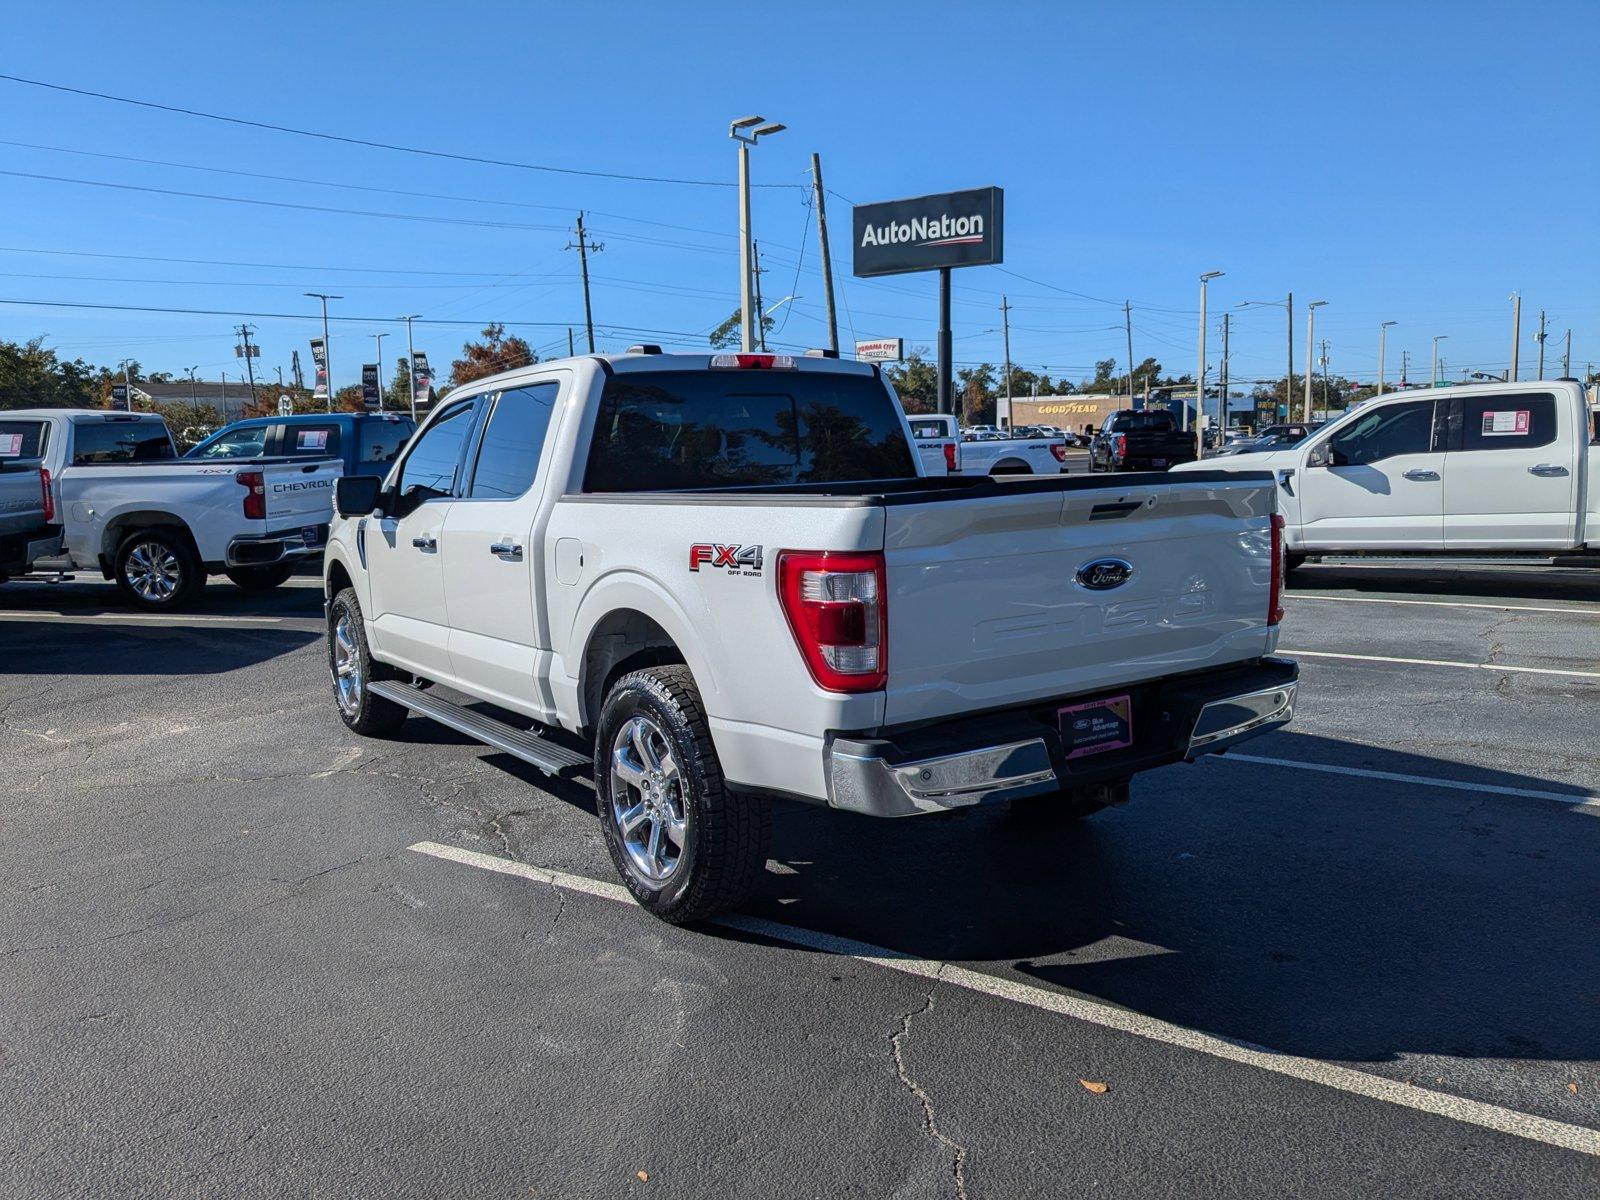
top-left (226, 563), bottom-right (296, 591)
top-left (594, 665), bottom-right (771, 924)
top-left (113, 528), bottom-right (204, 611)
top-left (327, 587), bottom-right (407, 736)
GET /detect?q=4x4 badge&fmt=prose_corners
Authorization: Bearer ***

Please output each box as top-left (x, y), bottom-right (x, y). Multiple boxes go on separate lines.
top-left (690, 543), bottom-right (764, 575)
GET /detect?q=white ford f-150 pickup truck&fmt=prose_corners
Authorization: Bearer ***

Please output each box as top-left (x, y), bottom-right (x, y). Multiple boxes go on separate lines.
top-left (323, 350), bottom-right (1297, 923)
top-left (906, 413), bottom-right (1069, 476)
top-left (1170, 380), bottom-right (1600, 566)
top-left (7, 409), bottom-right (339, 608)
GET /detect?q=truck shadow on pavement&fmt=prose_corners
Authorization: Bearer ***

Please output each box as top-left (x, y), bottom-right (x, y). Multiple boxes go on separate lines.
top-left (0, 620), bottom-right (321, 675)
top-left (1292, 562), bottom-right (1600, 603)
top-left (732, 730), bottom-right (1599, 1068)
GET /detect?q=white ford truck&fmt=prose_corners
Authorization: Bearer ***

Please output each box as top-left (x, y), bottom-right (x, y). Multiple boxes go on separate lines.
top-left (6, 409), bottom-right (339, 608)
top-left (1170, 380), bottom-right (1600, 566)
top-left (906, 413), bottom-right (1069, 477)
top-left (322, 350), bottom-right (1297, 923)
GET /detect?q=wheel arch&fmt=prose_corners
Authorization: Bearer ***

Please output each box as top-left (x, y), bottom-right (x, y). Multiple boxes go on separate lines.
top-left (989, 457), bottom-right (1032, 476)
top-left (102, 511), bottom-right (199, 569)
top-left (579, 607), bottom-right (694, 736)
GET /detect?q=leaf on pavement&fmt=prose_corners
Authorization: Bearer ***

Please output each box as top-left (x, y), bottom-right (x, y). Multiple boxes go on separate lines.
top-left (636, 1171), bottom-right (650, 1182)
top-left (1079, 1079), bottom-right (1109, 1094)
top-left (1570, 1083), bottom-right (1579, 1095)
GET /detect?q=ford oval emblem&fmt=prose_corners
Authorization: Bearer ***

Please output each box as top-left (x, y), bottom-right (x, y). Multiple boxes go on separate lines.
top-left (1076, 558), bottom-right (1133, 590)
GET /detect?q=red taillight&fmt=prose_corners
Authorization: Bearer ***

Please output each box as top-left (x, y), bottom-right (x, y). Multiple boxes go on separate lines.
top-left (777, 551), bottom-right (887, 693)
top-left (1112, 432), bottom-right (1127, 460)
top-left (237, 470), bottom-right (266, 520)
top-left (709, 353), bottom-right (795, 370)
top-left (942, 441), bottom-right (958, 473)
top-left (39, 468), bottom-right (54, 523)
top-left (1268, 513), bottom-right (1286, 626)
top-left (1049, 442), bottom-right (1068, 463)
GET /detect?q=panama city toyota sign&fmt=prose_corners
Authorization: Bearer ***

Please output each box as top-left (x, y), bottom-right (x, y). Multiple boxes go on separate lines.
top-left (852, 186), bottom-right (1004, 277)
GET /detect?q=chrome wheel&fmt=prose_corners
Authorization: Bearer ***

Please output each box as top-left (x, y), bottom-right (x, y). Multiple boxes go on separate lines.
top-left (609, 714), bottom-right (686, 885)
top-left (124, 540), bottom-right (182, 602)
top-left (331, 611), bottom-right (363, 716)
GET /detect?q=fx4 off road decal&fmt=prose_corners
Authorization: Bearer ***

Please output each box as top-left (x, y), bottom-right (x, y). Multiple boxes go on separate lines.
top-left (689, 543), bottom-right (764, 576)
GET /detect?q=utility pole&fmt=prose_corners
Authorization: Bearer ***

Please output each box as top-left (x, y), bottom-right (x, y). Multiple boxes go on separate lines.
top-left (1123, 299), bottom-right (1135, 401)
top-left (186, 365), bottom-right (200, 423)
top-left (565, 212), bottom-right (602, 354)
top-left (1535, 308), bottom-right (1548, 380)
top-left (1319, 339), bottom-right (1330, 410)
top-left (752, 241), bottom-right (768, 351)
top-left (810, 153), bottom-right (839, 354)
top-left (1562, 328), bottom-right (1571, 377)
top-left (372, 332), bottom-right (387, 413)
top-left (290, 349), bottom-right (304, 392)
top-left (1510, 292), bottom-right (1522, 381)
top-left (1401, 349), bottom-right (1410, 387)
top-left (235, 324), bottom-right (259, 409)
top-left (1431, 335), bottom-right (1448, 387)
top-left (304, 292), bottom-right (341, 413)
top-left (567, 328), bottom-right (575, 357)
top-left (398, 315), bottom-right (420, 419)
top-left (1197, 271), bottom-right (1224, 451)
top-left (1000, 295), bottom-right (1013, 422)
top-left (274, 365), bottom-right (285, 389)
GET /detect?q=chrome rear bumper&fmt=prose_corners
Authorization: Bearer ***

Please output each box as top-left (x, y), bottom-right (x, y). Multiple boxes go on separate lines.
top-left (825, 663), bottom-right (1297, 818)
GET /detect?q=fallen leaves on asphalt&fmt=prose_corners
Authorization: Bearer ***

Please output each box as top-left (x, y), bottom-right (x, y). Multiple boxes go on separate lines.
top-left (1079, 1079), bottom-right (1109, 1094)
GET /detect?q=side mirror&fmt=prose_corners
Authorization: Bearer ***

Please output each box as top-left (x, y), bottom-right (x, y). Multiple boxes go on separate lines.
top-left (335, 474), bottom-right (383, 518)
top-left (1306, 442), bottom-right (1331, 468)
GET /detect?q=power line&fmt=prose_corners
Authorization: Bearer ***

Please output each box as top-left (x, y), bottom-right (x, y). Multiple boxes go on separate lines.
top-left (0, 244), bottom-right (556, 278)
top-left (0, 73), bottom-right (802, 189)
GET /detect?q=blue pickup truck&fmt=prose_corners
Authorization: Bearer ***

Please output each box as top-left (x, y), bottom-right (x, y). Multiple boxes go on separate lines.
top-left (185, 412), bottom-right (416, 476)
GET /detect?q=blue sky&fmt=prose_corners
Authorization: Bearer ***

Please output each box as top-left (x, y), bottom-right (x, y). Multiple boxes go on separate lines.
top-left (3, 0), bottom-right (1597, 393)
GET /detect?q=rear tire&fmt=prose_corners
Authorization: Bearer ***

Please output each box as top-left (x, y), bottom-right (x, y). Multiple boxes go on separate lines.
top-left (1009, 777), bottom-right (1129, 825)
top-left (328, 587), bottom-right (407, 737)
top-left (594, 664), bottom-right (771, 924)
top-left (226, 563), bottom-right (296, 591)
top-left (113, 528), bottom-right (204, 611)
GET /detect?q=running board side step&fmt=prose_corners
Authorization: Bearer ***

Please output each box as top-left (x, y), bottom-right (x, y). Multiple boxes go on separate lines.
top-left (368, 681), bottom-right (590, 777)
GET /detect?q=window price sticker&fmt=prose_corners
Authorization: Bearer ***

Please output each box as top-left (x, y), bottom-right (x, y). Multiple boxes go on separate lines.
top-left (297, 429), bottom-right (329, 450)
top-left (0, 433), bottom-right (22, 457)
top-left (1480, 409), bottom-right (1530, 437)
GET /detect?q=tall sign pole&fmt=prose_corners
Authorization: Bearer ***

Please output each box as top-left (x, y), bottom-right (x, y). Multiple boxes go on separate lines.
top-left (810, 153), bottom-right (839, 355)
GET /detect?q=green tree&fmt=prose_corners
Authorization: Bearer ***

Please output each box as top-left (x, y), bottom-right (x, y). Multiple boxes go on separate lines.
top-left (957, 363), bottom-right (997, 425)
top-left (708, 307), bottom-right (774, 350)
top-left (883, 347), bottom-right (938, 412)
top-left (0, 338), bottom-right (105, 410)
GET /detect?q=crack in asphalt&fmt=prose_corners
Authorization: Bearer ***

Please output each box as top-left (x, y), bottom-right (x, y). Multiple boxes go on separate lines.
top-left (891, 991), bottom-right (970, 1200)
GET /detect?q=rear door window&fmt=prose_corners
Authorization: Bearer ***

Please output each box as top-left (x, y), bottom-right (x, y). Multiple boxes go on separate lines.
top-left (193, 424), bottom-right (268, 459)
top-left (0, 420), bottom-right (47, 459)
top-left (908, 418), bottom-right (949, 440)
top-left (71, 420), bottom-right (176, 463)
top-left (1458, 393), bottom-right (1557, 452)
top-left (281, 422), bottom-right (343, 458)
top-left (585, 370), bottom-right (916, 491)
top-left (466, 383), bottom-right (559, 500)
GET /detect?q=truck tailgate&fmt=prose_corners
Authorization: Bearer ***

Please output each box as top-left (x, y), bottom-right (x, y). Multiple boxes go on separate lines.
top-left (262, 459), bottom-right (339, 525)
top-left (882, 475), bottom-right (1278, 725)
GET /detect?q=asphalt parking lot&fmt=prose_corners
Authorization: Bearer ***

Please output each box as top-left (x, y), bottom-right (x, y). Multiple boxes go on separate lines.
top-left (3, 559), bottom-right (1598, 1198)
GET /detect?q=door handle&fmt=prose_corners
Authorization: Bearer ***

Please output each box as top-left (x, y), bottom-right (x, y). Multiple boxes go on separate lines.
top-left (1402, 469), bottom-right (1440, 481)
top-left (410, 535), bottom-right (437, 551)
top-left (1528, 464), bottom-right (1569, 477)
top-left (489, 541), bottom-right (523, 560)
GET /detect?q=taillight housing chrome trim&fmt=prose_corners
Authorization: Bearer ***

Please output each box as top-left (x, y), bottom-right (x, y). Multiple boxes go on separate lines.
top-left (776, 550), bottom-right (887, 693)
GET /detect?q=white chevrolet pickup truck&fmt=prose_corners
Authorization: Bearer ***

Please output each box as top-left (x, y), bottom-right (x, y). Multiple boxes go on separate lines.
top-left (1171, 380), bottom-right (1600, 567)
top-left (7, 409), bottom-right (338, 608)
top-left (323, 350), bottom-right (1297, 922)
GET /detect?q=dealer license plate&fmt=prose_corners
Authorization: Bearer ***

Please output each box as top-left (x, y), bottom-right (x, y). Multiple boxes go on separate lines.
top-left (1058, 693), bottom-right (1134, 760)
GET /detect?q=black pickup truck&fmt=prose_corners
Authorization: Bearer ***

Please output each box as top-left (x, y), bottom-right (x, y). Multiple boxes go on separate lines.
top-left (1087, 409), bottom-right (1198, 472)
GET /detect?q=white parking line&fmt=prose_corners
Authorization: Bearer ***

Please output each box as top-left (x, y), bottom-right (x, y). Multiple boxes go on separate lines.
top-left (1284, 649), bottom-right (1600, 680)
top-left (1211, 753), bottom-right (1600, 814)
top-left (0, 612), bottom-right (284, 625)
top-left (1288, 595), bottom-right (1600, 617)
top-left (409, 840), bottom-right (1600, 1158)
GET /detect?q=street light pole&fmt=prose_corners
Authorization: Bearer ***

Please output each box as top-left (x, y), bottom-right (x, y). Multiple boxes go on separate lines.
top-left (372, 332), bottom-right (387, 413)
top-left (1197, 271), bottom-right (1224, 453)
top-left (304, 292), bottom-right (341, 413)
top-left (186, 365), bottom-right (199, 422)
top-left (1378, 321), bottom-right (1397, 396)
top-left (1431, 335), bottom-right (1448, 387)
top-left (1509, 292), bottom-right (1521, 382)
top-left (729, 116), bottom-right (784, 353)
top-left (1305, 300), bottom-right (1327, 421)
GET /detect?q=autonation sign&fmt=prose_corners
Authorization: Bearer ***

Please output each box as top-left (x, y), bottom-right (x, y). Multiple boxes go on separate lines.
top-left (852, 186), bottom-right (1004, 278)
